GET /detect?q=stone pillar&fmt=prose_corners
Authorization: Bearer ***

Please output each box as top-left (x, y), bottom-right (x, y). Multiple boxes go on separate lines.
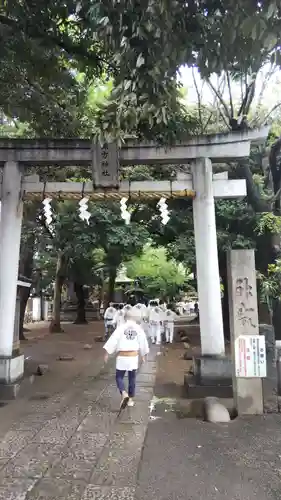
top-left (192, 158), bottom-right (225, 356)
top-left (67, 282), bottom-right (77, 303)
top-left (43, 299), bottom-right (51, 321)
top-left (32, 297), bottom-right (41, 322)
top-left (0, 162), bottom-right (24, 397)
top-left (227, 249), bottom-right (263, 415)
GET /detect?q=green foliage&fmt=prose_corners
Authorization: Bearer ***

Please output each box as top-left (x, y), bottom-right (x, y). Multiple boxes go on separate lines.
top-left (88, 0), bottom-right (281, 135)
top-left (2, 0), bottom-right (281, 136)
top-left (215, 200), bottom-right (257, 251)
top-left (0, 2), bottom-right (111, 135)
top-left (126, 245), bottom-right (187, 299)
top-left (259, 260), bottom-right (281, 309)
top-left (35, 199), bottom-right (149, 290)
top-left (143, 197), bottom-right (259, 269)
top-left (255, 212), bottom-right (281, 235)
top-left (198, 2), bottom-right (281, 79)
top-left (89, 202), bottom-right (149, 267)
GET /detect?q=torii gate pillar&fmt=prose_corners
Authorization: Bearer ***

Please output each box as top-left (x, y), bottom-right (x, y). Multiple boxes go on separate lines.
top-left (0, 161), bottom-right (24, 397)
top-left (192, 158), bottom-right (225, 357)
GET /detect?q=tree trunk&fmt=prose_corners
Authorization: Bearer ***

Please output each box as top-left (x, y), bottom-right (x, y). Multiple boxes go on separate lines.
top-left (269, 136), bottom-right (281, 339)
top-left (49, 253), bottom-right (66, 333)
top-left (238, 150), bottom-right (281, 338)
top-left (107, 267), bottom-right (117, 307)
top-left (18, 229), bottom-right (36, 340)
top-left (219, 253), bottom-right (230, 341)
top-left (19, 289), bottom-right (31, 340)
top-left (73, 283), bottom-right (87, 324)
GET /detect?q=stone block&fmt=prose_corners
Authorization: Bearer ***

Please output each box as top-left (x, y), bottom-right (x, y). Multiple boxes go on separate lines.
top-left (57, 354), bottom-right (74, 361)
top-left (0, 354), bottom-right (24, 383)
top-left (184, 375), bottom-right (233, 399)
top-left (0, 430), bottom-right (35, 460)
top-left (47, 456), bottom-right (94, 481)
top-left (193, 356), bottom-right (232, 385)
top-left (1, 442), bottom-right (61, 479)
top-left (27, 478), bottom-right (86, 500)
top-left (203, 397), bottom-right (231, 423)
top-left (81, 485), bottom-right (136, 500)
top-left (90, 445), bottom-right (142, 486)
top-left (0, 382), bottom-right (20, 400)
top-left (227, 249), bottom-right (263, 415)
top-left (0, 477), bottom-right (37, 500)
top-left (36, 364), bottom-right (49, 376)
top-left (66, 432), bottom-right (107, 461)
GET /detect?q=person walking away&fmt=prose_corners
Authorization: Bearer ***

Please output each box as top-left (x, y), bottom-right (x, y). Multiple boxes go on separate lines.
top-left (114, 303), bottom-right (125, 327)
top-left (123, 303), bottom-right (132, 315)
top-left (147, 300), bottom-right (156, 342)
top-left (194, 302), bottom-right (199, 321)
top-left (103, 308), bottom-right (149, 409)
top-left (133, 303), bottom-right (148, 335)
top-left (103, 303), bottom-right (117, 339)
top-left (146, 300), bottom-right (156, 340)
top-left (159, 300), bottom-right (166, 341)
top-left (164, 305), bottom-right (176, 343)
top-left (140, 303), bottom-right (149, 336)
top-left (149, 305), bottom-right (162, 345)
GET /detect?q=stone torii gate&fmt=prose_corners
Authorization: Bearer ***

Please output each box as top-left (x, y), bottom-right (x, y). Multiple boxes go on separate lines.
top-left (0, 128), bottom-right (268, 396)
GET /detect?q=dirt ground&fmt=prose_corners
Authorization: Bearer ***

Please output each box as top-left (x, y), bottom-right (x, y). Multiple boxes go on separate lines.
top-left (0, 320), bottom-right (108, 436)
top-left (19, 320), bottom-right (201, 406)
top-left (0, 319), bottom-right (202, 426)
top-left (155, 324), bottom-right (201, 400)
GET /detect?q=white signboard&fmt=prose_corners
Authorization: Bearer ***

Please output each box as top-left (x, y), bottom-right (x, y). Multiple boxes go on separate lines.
top-left (234, 335), bottom-right (267, 378)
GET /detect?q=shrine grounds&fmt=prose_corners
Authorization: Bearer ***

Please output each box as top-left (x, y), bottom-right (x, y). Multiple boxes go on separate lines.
top-left (0, 321), bottom-right (280, 500)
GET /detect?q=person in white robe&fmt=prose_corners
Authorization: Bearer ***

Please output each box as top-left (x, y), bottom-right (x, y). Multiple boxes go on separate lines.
top-left (164, 307), bottom-right (177, 343)
top-left (103, 303), bottom-right (117, 339)
top-left (103, 308), bottom-right (149, 409)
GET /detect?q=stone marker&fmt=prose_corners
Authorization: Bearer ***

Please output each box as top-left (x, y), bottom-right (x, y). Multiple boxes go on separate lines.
top-left (227, 249), bottom-right (263, 415)
top-left (57, 354), bottom-right (75, 361)
top-left (83, 344), bottom-right (93, 350)
top-left (36, 364), bottom-right (49, 376)
top-left (203, 397), bottom-right (230, 423)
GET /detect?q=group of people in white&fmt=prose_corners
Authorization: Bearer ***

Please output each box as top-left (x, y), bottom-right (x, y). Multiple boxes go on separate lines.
top-left (103, 300), bottom-right (177, 344)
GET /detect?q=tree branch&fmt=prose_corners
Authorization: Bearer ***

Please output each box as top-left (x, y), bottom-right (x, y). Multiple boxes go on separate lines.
top-left (192, 66), bottom-right (203, 133)
top-left (226, 70), bottom-right (234, 118)
top-left (237, 160), bottom-right (270, 213)
top-left (267, 187), bottom-right (281, 204)
top-left (244, 80), bottom-right (256, 115)
top-left (261, 102), bottom-right (281, 125)
top-left (206, 77), bottom-right (231, 121)
top-left (238, 75), bottom-right (256, 118)
top-left (254, 64), bottom-right (276, 120)
top-left (202, 109), bottom-right (213, 133)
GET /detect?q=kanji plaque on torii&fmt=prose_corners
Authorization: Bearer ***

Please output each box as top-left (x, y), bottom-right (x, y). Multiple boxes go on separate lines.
top-left (92, 140), bottom-right (119, 188)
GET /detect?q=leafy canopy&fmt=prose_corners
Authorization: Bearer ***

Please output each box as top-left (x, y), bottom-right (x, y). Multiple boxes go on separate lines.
top-left (126, 245), bottom-right (187, 299)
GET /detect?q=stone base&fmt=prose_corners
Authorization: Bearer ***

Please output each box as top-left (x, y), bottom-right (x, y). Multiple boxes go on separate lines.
top-left (193, 356), bottom-right (232, 386)
top-left (184, 374), bottom-right (233, 399)
top-left (0, 354), bottom-right (24, 384)
top-left (0, 382), bottom-right (20, 400)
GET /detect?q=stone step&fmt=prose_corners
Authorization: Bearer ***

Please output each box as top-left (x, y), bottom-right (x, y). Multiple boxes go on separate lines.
top-left (184, 374), bottom-right (233, 399)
